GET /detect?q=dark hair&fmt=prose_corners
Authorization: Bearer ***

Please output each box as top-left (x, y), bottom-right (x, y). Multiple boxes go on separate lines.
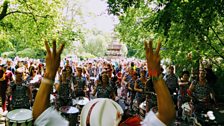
top-left (131, 62), bottom-right (134, 67)
top-left (181, 71), bottom-right (190, 77)
top-left (168, 65), bottom-right (174, 70)
top-left (65, 66), bottom-right (73, 74)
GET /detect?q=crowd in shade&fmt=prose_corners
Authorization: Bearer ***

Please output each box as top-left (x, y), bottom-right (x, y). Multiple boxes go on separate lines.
top-left (0, 39), bottom-right (220, 126)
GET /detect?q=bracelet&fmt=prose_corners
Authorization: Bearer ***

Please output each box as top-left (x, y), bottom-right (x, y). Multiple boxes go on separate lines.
top-left (151, 74), bottom-right (163, 82)
top-left (148, 70), bottom-right (159, 77)
top-left (42, 77), bottom-right (54, 85)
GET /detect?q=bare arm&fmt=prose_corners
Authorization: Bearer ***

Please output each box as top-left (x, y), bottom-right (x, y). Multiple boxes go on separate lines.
top-left (145, 40), bottom-right (175, 125)
top-left (27, 86), bottom-right (32, 102)
top-left (134, 80), bottom-right (142, 92)
top-left (32, 40), bottom-right (64, 120)
top-left (127, 82), bottom-right (132, 91)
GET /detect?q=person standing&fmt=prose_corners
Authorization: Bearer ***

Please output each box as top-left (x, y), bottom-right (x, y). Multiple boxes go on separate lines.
top-left (74, 66), bottom-right (87, 97)
top-left (8, 68), bottom-right (32, 110)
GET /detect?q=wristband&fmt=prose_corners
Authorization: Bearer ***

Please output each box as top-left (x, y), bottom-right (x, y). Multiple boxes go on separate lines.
top-left (151, 74), bottom-right (163, 82)
top-left (42, 77), bottom-right (54, 85)
top-left (148, 70), bottom-right (159, 77)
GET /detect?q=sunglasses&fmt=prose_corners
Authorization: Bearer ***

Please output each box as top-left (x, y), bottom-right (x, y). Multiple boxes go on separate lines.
top-left (15, 72), bottom-right (23, 75)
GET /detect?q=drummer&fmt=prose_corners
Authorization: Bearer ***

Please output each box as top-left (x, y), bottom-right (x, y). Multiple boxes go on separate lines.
top-left (92, 71), bottom-right (115, 100)
top-left (8, 67), bottom-right (32, 110)
top-left (33, 39), bottom-right (176, 126)
top-left (74, 66), bottom-right (87, 97)
top-left (57, 69), bottom-right (73, 107)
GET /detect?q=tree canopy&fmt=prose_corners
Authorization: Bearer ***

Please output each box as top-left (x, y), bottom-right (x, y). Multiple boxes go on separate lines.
top-left (108, 0), bottom-right (224, 69)
top-left (108, 0), bottom-right (224, 98)
top-left (0, 0), bottom-right (121, 59)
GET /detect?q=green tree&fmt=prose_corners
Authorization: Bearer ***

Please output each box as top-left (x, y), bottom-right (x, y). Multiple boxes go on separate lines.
top-left (108, 0), bottom-right (224, 99)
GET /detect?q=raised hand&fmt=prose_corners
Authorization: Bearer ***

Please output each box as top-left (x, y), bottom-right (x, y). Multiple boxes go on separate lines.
top-left (33, 39), bottom-right (65, 120)
top-left (44, 39), bottom-right (65, 80)
top-left (144, 39), bottom-right (161, 77)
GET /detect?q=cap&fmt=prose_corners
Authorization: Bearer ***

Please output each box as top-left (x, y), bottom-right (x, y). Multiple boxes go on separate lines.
top-left (80, 98), bottom-right (123, 126)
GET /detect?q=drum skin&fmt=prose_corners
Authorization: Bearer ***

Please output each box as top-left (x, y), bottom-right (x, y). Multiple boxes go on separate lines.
top-left (59, 106), bottom-right (79, 126)
top-left (80, 98), bottom-right (123, 126)
top-left (6, 109), bottom-right (32, 126)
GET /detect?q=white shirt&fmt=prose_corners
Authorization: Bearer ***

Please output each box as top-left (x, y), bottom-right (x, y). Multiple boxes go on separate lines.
top-left (141, 110), bottom-right (166, 126)
top-left (34, 107), bottom-right (68, 126)
top-left (34, 107), bottom-right (165, 126)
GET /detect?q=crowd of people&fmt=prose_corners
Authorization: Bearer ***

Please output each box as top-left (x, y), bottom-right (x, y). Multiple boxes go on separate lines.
top-left (0, 39), bottom-right (218, 125)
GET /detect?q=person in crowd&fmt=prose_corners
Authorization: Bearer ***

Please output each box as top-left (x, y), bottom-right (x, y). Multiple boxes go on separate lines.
top-left (87, 62), bottom-right (96, 77)
top-left (92, 71), bottom-right (115, 100)
top-left (188, 69), bottom-right (215, 113)
top-left (57, 69), bottom-right (73, 107)
top-left (177, 70), bottom-right (191, 119)
top-left (134, 69), bottom-right (147, 107)
top-left (54, 66), bottom-right (62, 92)
top-left (163, 65), bottom-right (178, 109)
top-left (27, 66), bottom-right (42, 103)
top-left (128, 71), bottom-right (137, 112)
top-left (23, 61), bottom-right (30, 77)
top-left (190, 67), bottom-right (198, 82)
top-left (164, 65), bottom-right (178, 94)
top-left (0, 64), bottom-right (13, 113)
top-left (74, 66), bottom-right (87, 97)
top-left (27, 67), bottom-right (42, 86)
top-left (6, 59), bottom-right (15, 74)
top-left (32, 39), bottom-right (175, 126)
top-left (8, 67), bottom-right (32, 110)
top-left (107, 63), bottom-right (118, 96)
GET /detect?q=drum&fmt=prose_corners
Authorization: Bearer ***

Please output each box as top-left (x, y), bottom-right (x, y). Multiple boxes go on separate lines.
top-left (132, 99), bottom-right (139, 113)
top-left (90, 77), bottom-right (96, 81)
top-left (50, 94), bottom-right (56, 105)
top-left (60, 106), bottom-right (79, 126)
top-left (6, 109), bottom-right (32, 126)
top-left (181, 102), bottom-right (192, 121)
top-left (139, 101), bottom-right (146, 119)
top-left (117, 98), bottom-right (127, 111)
top-left (73, 97), bottom-right (89, 110)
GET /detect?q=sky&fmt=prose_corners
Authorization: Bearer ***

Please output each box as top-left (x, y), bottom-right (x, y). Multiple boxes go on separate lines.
top-left (64, 0), bottom-right (119, 33)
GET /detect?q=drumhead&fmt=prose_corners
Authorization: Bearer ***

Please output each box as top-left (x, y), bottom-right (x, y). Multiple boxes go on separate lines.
top-left (90, 77), bottom-right (95, 80)
top-left (7, 109), bottom-right (32, 122)
top-left (139, 101), bottom-right (146, 111)
top-left (75, 97), bottom-right (89, 106)
top-left (60, 106), bottom-right (79, 114)
top-left (50, 94), bottom-right (55, 103)
top-left (181, 102), bottom-right (190, 110)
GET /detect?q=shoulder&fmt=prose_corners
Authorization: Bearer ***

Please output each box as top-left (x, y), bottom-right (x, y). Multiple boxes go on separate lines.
top-left (141, 110), bottom-right (166, 126)
top-left (34, 107), bottom-right (69, 126)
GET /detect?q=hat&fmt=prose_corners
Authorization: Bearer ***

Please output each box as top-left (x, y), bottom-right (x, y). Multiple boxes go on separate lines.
top-left (16, 67), bottom-right (24, 73)
top-left (80, 98), bottom-right (123, 126)
top-left (76, 66), bottom-right (82, 70)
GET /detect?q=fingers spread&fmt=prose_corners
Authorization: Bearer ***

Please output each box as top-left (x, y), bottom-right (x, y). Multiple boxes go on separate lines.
top-left (45, 40), bottom-right (51, 54)
top-left (144, 41), bottom-right (148, 50)
top-left (58, 43), bottom-right (65, 55)
top-left (149, 40), bottom-right (153, 54)
top-left (52, 39), bottom-right (57, 56)
top-left (155, 41), bottom-right (161, 55)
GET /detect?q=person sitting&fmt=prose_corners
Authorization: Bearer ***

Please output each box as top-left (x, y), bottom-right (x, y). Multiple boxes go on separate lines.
top-left (32, 39), bottom-right (175, 126)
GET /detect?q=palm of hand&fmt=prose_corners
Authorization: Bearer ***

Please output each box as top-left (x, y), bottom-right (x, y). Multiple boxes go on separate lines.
top-left (144, 40), bottom-right (161, 77)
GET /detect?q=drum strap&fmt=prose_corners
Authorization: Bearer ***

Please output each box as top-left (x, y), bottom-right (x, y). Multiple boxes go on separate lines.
top-left (86, 101), bottom-right (98, 126)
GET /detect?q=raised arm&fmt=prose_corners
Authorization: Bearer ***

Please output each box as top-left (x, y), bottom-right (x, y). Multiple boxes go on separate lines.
top-left (144, 40), bottom-right (175, 125)
top-left (32, 40), bottom-right (64, 120)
